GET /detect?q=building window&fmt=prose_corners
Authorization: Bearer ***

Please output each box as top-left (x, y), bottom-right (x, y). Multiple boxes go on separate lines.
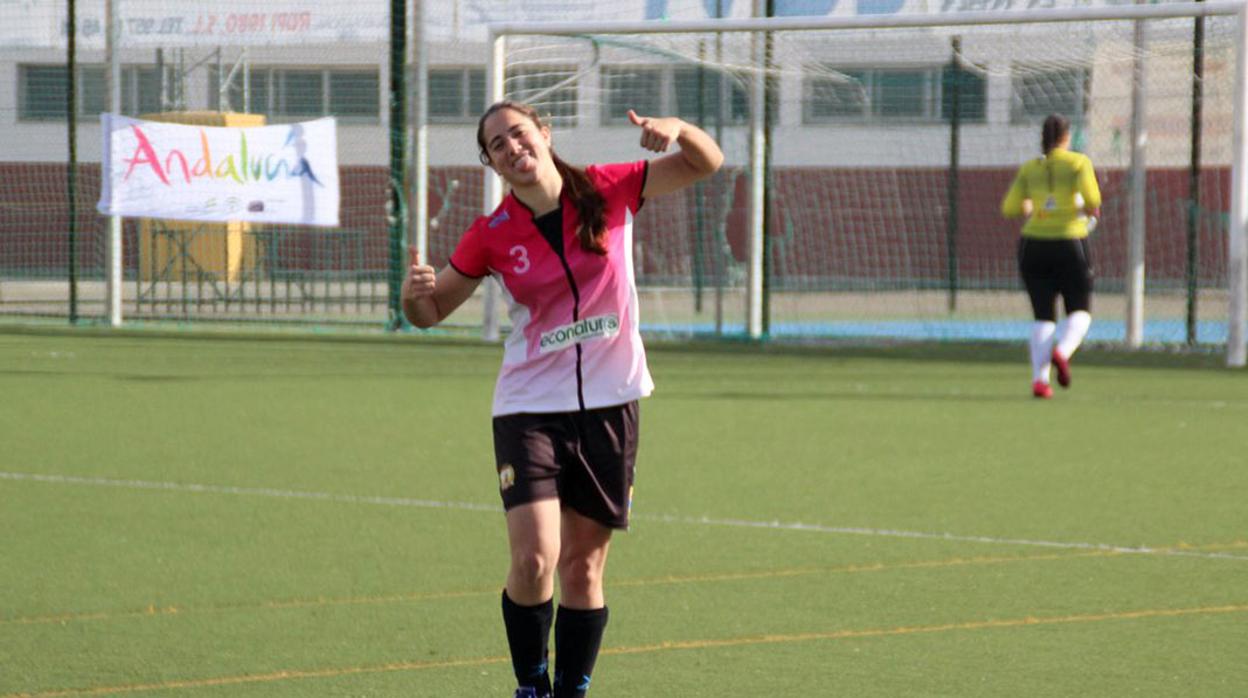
top-left (329, 71), bottom-right (381, 119)
top-left (276, 70), bottom-right (325, 118)
top-left (506, 66), bottom-right (578, 127)
top-left (805, 66), bottom-right (984, 123)
top-left (672, 67), bottom-right (749, 126)
top-left (128, 68), bottom-right (165, 115)
top-left (209, 67), bottom-right (238, 112)
top-left (19, 65), bottom-right (72, 120)
top-left (805, 69), bottom-right (868, 121)
top-left (875, 70), bottom-right (929, 118)
top-left (601, 66), bottom-right (662, 124)
top-left (19, 64), bottom-right (166, 121)
top-left (805, 68), bottom-right (939, 122)
top-left (249, 73), bottom-right (271, 117)
top-left (940, 65), bottom-right (987, 122)
top-left (1012, 67), bottom-right (1088, 123)
top-left (428, 67), bottom-right (486, 122)
top-left (210, 67), bottom-right (380, 122)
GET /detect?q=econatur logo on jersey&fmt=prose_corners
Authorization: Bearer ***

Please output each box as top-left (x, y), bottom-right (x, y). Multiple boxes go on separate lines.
top-left (539, 314), bottom-right (620, 354)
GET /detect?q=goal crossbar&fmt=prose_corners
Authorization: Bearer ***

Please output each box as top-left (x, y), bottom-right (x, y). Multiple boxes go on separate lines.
top-left (488, 1), bottom-right (1244, 37)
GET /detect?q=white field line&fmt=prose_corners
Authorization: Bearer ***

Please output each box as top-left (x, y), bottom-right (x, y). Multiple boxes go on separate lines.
top-left (0, 470), bottom-right (500, 513)
top-left (2, 470), bottom-right (1245, 562)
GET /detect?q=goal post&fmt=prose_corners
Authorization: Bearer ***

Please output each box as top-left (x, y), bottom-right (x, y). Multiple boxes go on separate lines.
top-left (468, 0), bottom-right (1247, 364)
top-left (1230, 1), bottom-right (1248, 366)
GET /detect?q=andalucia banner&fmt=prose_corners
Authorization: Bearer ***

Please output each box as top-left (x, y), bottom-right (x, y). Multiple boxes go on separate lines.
top-left (98, 114), bottom-right (340, 226)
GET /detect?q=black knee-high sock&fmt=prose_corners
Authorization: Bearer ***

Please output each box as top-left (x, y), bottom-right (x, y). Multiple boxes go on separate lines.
top-left (553, 606), bottom-right (609, 698)
top-left (502, 590), bottom-right (554, 694)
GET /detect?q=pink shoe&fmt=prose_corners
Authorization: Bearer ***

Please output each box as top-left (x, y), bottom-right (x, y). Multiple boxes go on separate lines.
top-left (1052, 349), bottom-right (1071, 388)
top-left (1033, 381), bottom-right (1053, 399)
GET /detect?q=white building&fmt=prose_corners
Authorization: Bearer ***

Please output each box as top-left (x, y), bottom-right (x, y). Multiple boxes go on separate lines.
top-left (2, 0), bottom-right (1234, 169)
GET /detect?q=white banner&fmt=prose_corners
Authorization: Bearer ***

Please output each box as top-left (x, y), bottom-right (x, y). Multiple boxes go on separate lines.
top-left (98, 114), bottom-right (340, 226)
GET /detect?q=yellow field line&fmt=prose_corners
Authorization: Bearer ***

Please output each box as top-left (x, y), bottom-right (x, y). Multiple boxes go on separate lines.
top-left (0, 655), bottom-right (512, 698)
top-left (603, 603), bottom-right (1248, 656)
top-left (5, 543), bottom-right (1236, 628)
top-left (2, 589), bottom-right (494, 627)
top-left (5, 603), bottom-right (1246, 698)
top-left (611, 550), bottom-right (1112, 588)
top-left (3, 550), bottom-right (1103, 627)
top-left (1163, 539), bottom-right (1248, 552)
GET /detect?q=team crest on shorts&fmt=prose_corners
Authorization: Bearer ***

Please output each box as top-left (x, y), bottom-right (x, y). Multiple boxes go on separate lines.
top-left (498, 464), bottom-right (516, 491)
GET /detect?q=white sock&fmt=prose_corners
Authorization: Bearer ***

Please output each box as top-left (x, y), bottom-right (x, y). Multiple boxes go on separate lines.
top-left (1030, 321), bottom-right (1057, 383)
top-left (1054, 310), bottom-right (1092, 360)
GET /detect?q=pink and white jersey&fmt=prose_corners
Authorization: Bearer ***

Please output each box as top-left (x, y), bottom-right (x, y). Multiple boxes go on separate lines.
top-left (450, 160), bottom-right (654, 416)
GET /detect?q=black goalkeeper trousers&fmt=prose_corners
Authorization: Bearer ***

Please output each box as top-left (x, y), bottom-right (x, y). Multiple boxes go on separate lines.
top-left (1017, 237), bottom-right (1093, 322)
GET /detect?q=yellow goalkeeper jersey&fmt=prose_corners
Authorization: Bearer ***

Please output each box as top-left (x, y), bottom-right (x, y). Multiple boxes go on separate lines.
top-left (1000, 147), bottom-right (1102, 240)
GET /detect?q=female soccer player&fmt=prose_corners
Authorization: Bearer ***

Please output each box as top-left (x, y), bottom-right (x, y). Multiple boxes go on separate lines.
top-left (1001, 113), bottom-right (1101, 399)
top-left (401, 101), bottom-right (723, 697)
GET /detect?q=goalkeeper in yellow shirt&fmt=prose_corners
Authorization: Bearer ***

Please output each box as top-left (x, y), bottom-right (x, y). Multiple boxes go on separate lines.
top-left (1001, 114), bottom-right (1102, 399)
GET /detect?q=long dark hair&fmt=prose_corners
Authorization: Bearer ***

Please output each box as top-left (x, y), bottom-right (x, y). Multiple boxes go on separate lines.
top-left (1041, 114), bottom-right (1071, 155)
top-left (477, 100), bottom-right (608, 255)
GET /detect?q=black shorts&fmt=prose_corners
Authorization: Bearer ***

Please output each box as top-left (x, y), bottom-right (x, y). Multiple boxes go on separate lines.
top-left (492, 401), bottom-right (639, 530)
top-left (1017, 237), bottom-right (1094, 322)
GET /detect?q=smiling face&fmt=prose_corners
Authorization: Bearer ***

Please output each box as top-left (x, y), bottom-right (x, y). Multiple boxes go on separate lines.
top-left (478, 105), bottom-right (555, 188)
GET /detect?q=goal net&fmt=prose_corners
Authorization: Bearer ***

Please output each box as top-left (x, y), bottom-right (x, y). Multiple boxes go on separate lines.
top-left (426, 1), bottom-right (1245, 356)
top-left (2, 0), bottom-right (1243, 361)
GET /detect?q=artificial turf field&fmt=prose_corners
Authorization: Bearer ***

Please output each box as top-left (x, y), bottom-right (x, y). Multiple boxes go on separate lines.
top-left (1, 327), bottom-right (1245, 697)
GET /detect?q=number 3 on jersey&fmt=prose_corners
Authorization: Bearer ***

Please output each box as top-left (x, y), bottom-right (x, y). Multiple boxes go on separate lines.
top-left (509, 245), bottom-right (531, 274)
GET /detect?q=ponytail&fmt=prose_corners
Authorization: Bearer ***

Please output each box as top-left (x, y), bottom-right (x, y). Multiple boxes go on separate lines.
top-left (1041, 113), bottom-right (1071, 155)
top-left (551, 153), bottom-right (608, 255)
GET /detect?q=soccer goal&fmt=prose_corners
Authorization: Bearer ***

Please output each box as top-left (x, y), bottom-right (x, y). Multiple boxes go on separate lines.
top-left (420, 1), bottom-right (1248, 365)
